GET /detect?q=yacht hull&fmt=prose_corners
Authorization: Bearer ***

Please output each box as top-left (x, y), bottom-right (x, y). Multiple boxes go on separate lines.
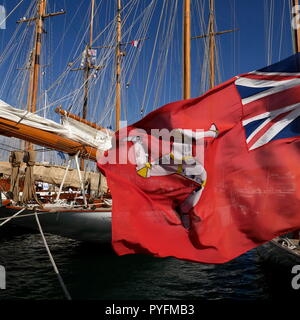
top-left (0, 205), bottom-right (112, 243)
top-left (256, 238), bottom-right (300, 269)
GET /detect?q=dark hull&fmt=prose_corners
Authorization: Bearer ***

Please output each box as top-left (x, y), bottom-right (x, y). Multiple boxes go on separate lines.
top-left (0, 205), bottom-right (112, 243)
top-left (256, 239), bottom-right (300, 269)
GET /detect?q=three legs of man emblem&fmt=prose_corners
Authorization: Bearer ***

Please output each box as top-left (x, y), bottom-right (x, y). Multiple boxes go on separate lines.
top-left (127, 124), bottom-right (218, 229)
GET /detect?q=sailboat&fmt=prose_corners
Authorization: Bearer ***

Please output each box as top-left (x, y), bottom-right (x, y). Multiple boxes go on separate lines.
top-left (0, 0), bottom-right (179, 242)
top-left (0, 0), bottom-right (209, 243)
top-left (0, 0), bottom-right (242, 244)
top-left (0, 0), bottom-right (116, 242)
top-left (2, 0), bottom-right (297, 267)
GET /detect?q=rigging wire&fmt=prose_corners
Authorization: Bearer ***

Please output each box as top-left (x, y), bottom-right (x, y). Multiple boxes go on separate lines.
top-left (0, 0), bottom-right (24, 27)
top-left (278, 0), bottom-right (286, 60)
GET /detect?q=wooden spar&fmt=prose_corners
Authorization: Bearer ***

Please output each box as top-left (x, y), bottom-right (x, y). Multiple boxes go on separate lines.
top-left (25, 0), bottom-right (46, 150)
top-left (0, 117), bottom-right (98, 161)
top-left (115, 0), bottom-right (122, 131)
top-left (81, 0), bottom-right (95, 170)
top-left (19, 0), bottom-right (65, 151)
top-left (30, 0), bottom-right (46, 115)
top-left (192, 1), bottom-right (237, 91)
top-left (192, 28), bottom-right (239, 40)
top-left (208, 0), bottom-right (215, 89)
top-left (90, 0), bottom-right (95, 48)
top-left (54, 106), bottom-right (111, 133)
top-left (183, 0), bottom-right (191, 99)
top-left (293, 0), bottom-right (300, 52)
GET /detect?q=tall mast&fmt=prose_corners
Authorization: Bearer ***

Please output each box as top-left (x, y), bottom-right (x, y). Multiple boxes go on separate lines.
top-left (115, 0), bottom-right (122, 131)
top-left (81, 0), bottom-right (95, 170)
top-left (293, 0), bottom-right (300, 52)
top-left (208, 0), bottom-right (215, 89)
top-left (192, 1), bottom-right (237, 92)
top-left (18, 0), bottom-right (65, 151)
top-left (183, 0), bottom-right (191, 99)
top-left (26, 0), bottom-right (46, 150)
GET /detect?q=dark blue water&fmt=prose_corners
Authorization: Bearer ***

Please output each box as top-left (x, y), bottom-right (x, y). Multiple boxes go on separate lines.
top-left (0, 226), bottom-right (298, 301)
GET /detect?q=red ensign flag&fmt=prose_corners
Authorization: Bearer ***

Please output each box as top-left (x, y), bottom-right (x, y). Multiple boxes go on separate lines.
top-left (98, 54), bottom-right (300, 263)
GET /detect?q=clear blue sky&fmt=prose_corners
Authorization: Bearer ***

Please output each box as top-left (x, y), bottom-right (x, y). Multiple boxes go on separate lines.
top-left (0, 0), bottom-right (295, 127)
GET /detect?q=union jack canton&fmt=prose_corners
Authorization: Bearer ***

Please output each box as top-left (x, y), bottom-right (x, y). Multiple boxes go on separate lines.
top-left (235, 54), bottom-right (300, 151)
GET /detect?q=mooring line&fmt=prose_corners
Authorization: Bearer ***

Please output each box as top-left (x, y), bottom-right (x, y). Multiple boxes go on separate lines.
top-left (0, 209), bottom-right (62, 221)
top-left (34, 211), bottom-right (72, 300)
top-left (0, 207), bottom-right (26, 227)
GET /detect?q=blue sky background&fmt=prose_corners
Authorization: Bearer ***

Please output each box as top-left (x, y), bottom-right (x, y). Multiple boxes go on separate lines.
top-left (0, 0), bottom-right (295, 128)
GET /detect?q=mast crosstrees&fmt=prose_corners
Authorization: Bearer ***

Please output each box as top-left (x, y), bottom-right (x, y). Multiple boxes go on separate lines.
top-left (191, 0), bottom-right (238, 90)
top-left (17, 0), bottom-right (65, 150)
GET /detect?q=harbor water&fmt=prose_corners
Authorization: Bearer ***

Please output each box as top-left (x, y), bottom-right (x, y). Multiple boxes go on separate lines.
top-left (0, 225), bottom-right (298, 301)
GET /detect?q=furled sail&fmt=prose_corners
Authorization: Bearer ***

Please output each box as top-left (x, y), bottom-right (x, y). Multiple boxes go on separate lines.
top-left (0, 99), bottom-right (112, 159)
top-left (0, 99), bottom-right (112, 149)
top-left (0, 161), bottom-right (108, 192)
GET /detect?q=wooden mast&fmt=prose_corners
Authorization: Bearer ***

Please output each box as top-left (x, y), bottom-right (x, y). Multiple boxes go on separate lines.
top-left (25, 0), bottom-right (46, 150)
top-left (208, 0), bottom-right (215, 89)
top-left (183, 0), bottom-right (191, 99)
top-left (115, 0), bottom-right (122, 131)
top-left (293, 0), bottom-right (300, 52)
top-left (18, 0), bottom-right (65, 151)
top-left (192, 0), bottom-right (237, 91)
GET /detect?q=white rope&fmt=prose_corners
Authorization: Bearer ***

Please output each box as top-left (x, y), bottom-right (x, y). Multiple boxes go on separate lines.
top-left (0, 210), bottom-right (54, 221)
top-left (34, 211), bottom-right (72, 300)
top-left (0, 0), bottom-right (25, 28)
top-left (0, 207), bottom-right (26, 227)
top-left (278, 0), bottom-right (286, 61)
top-left (0, 206), bottom-right (71, 299)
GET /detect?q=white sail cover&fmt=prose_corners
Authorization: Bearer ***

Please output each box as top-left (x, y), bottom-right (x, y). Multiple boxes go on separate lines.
top-left (61, 116), bottom-right (112, 151)
top-left (0, 99), bottom-right (112, 150)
